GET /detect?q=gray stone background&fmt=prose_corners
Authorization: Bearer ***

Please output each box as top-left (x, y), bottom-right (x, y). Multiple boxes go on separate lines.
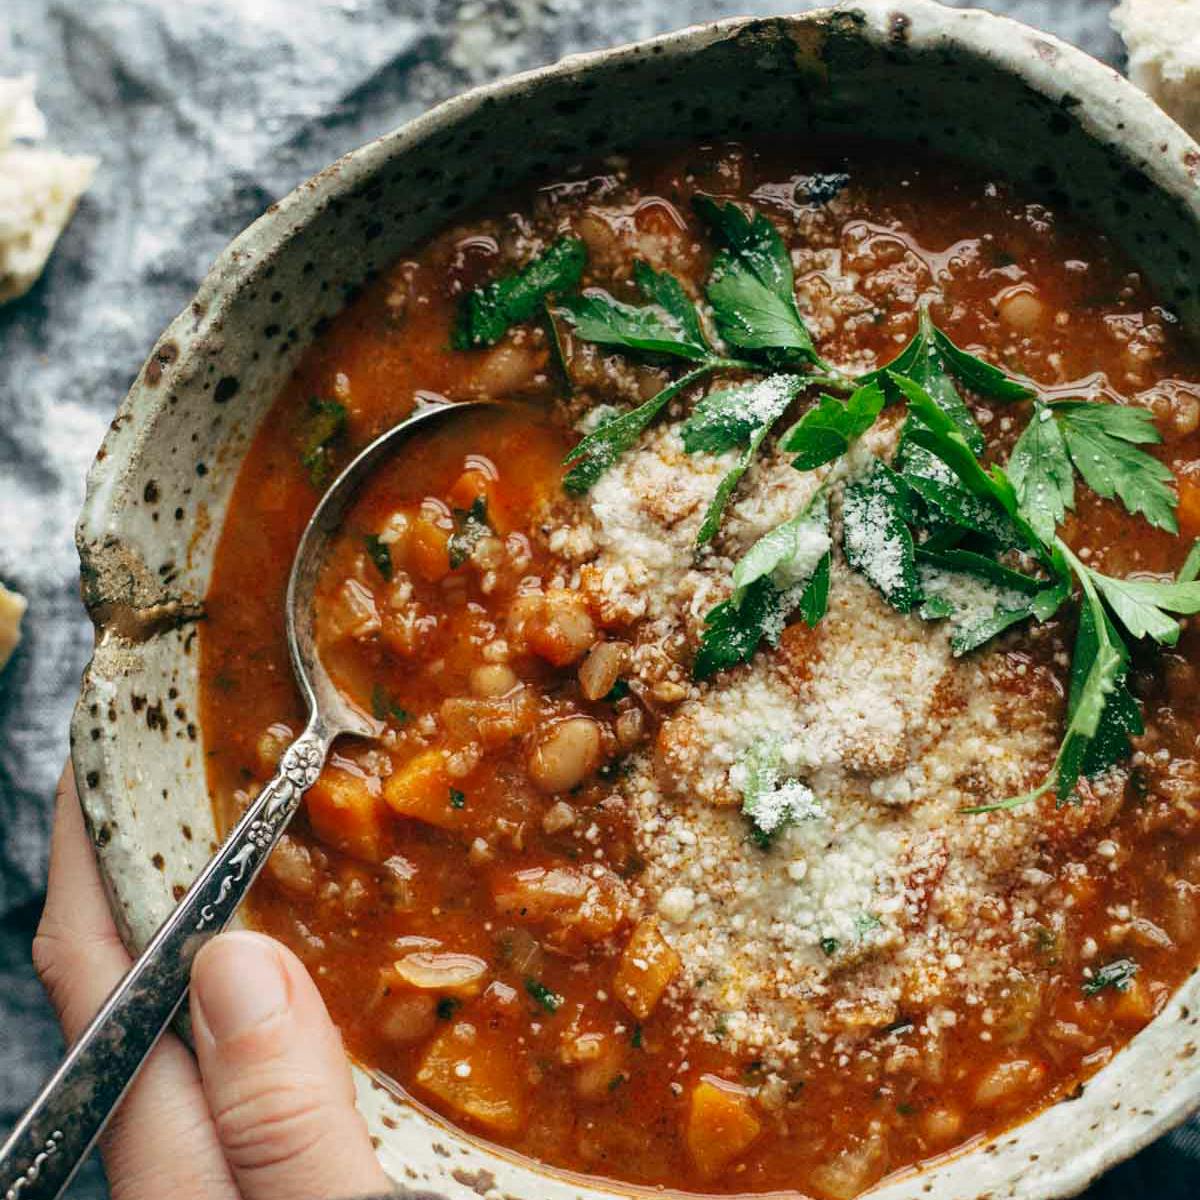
top-left (0, 0), bottom-right (1196, 1195)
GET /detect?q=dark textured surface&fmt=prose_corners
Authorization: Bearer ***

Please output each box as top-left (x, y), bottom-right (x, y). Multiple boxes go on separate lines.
top-left (0, 1), bottom-right (1194, 1197)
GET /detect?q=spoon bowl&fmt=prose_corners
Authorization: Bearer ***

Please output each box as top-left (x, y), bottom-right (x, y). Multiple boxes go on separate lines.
top-left (0, 396), bottom-right (489, 1200)
top-left (288, 397), bottom-right (490, 743)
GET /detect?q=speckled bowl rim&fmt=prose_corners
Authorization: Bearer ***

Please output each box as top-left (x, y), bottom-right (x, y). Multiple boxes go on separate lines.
top-left (73, 3), bottom-right (1200, 1198)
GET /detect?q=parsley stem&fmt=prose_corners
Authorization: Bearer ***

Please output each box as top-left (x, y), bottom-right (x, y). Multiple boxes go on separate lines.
top-left (969, 537), bottom-right (1120, 814)
top-left (961, 776), bottom-right (1053, 814)
top-left (563, 357), bottom-right (751, 493)
top-left (802, 368), bottom-right (857, 395)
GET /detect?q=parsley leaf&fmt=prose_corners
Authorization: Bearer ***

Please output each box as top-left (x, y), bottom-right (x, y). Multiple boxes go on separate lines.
top-left (696, 556), bottom-right (835, 681)
top-left (682, 375), bottom-right (806, 545)
top-left (1088, 571), bottom-right (1200, 646)
top-left (1179, 538), bottom-right (1200, 584)
top-left (364, 533), bottom-right (394, 581)
top-left (524, 977), bottom-right (563, 1014)
top-left (447, 495), bottom-right (491, 569)
top-left (562, 362), bottom-right (724, 495)
top-left (917, 570), bottom-right (1033, 655)
top-left (865, 308), bottom-right (1033, 445)
top-left (694, 493), bottom-right (832, 679)
top-left (1082, 958), bottom-right (1139, 996)
top-left (899, 443), bottom-right (1022, 548)
top-left (370, 684), bottom-right (409, 725)
top-left (780, 381), bottom-right (886, 470)
top-left (735, 739), bottom-right (822, 846)
top-left (889, 373), bottom-right (1045, 559)
top-left (732, 498), bottom-right (832, 598)
top-left (298, 398), bottom-right (347, 488)
top-left (681, 375), bottom-right (802, 454)
top-left (553, 260), bottom-right (712, 362)
top-left (1053, 401), bottom-right (1177, 532)
top-left (453, 237), bottom-right (587, 349)
top-left (864, 310), bottom-right (984, 453)
top-left (448, 787), bottom-right (466, 810)
top-left (694, 578), bottom-right (790, 680)
top-left (914, 547), bottom-right (1050, 656)
top-left (1002, 552), bottom-right (1133, 807)
top-left (931, 325), bottom-right (1035, 402)
top-left (964, 541), bottom-right (1139, 811)
top-left (694, 196), bottom-right (824, 367)
top-left (1008, 402), bottom-right (1075, 543)
top-left (796, 551), bottom-right (832, 626)
top-left (914, 546), bottom-right (1043, 596)
top-left (842, 460), bottom-right (921, 612)
top-left (1063, 599), bottom-right (1143, 790)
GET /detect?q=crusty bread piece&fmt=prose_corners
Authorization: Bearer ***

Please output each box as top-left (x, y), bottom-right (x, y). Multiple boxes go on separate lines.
top-left (0, 75), bottom-right (97, 304)
top-left (0, 148), bottom-right (99, 303)
top-left (1113, 0), bottom-right (1200, 138)
top-left (0, 582), bottom-right (27, 673)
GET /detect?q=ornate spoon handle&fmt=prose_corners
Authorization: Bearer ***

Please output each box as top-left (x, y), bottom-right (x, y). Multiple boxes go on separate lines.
top-left (0, 718), bottom-right (332, 1200)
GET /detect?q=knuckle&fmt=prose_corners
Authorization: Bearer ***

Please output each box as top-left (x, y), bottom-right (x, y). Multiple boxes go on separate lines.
top-left (33, 916), bottom-right (126, 1031)
top-left (212, 1078), bottom-right (333, 1174)
top-left (32, 922), bottom-right (76, 1015)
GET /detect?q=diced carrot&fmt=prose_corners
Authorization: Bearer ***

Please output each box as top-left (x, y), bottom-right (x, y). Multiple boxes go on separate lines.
top-left (613, 919), bottom-right (681, 1019)
top-left (1113, 977), bottom-right (1157, 1026)
top-left (685, 1076), bottom-right (762, 1179)
top-left (305, 766), bottom-right (388, 862)
top-left (415, 1021), bottom-right (528, 1135)
top-left (409, 513), bottom-right (451, 582)
top-left (1178, 473), bottom-right (1200, 539)
top-left (523, 589), bottom-right (596, 667)
top-left (447, 469), bottom-right (493, 511)
top-left (382, 749), bottom-right (464, 831)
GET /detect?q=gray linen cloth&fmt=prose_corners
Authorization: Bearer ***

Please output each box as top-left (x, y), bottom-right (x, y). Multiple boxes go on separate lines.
top-left (0, 1), bottom-right (1193, 1195)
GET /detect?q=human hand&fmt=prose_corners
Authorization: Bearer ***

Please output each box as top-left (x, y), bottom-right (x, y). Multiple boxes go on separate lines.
top-left (32, 765), bottom-right (393, 1200)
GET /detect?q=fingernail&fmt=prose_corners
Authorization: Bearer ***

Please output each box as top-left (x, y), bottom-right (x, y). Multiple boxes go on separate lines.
top-left (192, 932), bottom-right (290, 1043)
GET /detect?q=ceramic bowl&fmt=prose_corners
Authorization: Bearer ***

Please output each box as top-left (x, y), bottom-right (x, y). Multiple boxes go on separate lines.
top-left (72, 2), bottom-right (1200, 1196)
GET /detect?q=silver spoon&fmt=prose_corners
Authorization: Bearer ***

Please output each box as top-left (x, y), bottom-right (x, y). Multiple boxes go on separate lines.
top-left (0, 398), bottom-right (488, 1200)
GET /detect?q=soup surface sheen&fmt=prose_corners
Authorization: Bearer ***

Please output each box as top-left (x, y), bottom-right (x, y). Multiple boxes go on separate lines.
top-left (202, 141), bottom-right (1200, 1197)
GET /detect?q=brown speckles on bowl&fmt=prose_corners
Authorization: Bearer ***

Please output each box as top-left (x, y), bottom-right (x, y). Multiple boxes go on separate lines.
top-left (213, 375), bottom-right (240, 404)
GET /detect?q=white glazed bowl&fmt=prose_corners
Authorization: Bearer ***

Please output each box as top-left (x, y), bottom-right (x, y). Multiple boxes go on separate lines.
top-left (73, 3), bottom-right (1200, 1197)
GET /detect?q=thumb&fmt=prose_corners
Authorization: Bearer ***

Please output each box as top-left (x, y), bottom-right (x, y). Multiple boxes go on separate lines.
top-left (190, 930), bottom-right (391, 1200)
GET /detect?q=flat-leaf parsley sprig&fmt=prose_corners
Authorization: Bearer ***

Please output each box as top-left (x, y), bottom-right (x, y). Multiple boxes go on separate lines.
top-left (553, 258), bottom-right (757, 496)
top-left (692, 317), bottom-right (1050, 675)
top-left (555, 198), bottom-right (853, 503)
top-left (694, 305), bottom-right (1200, 812)
top-left (873, 376), bottom-right (1200, 811)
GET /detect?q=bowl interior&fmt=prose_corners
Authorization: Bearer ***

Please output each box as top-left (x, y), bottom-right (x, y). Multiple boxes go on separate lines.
top-left (73, 3), bottom-right (1200, 1198)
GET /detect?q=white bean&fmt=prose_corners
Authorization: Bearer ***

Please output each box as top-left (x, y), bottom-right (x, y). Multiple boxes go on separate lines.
top-left (529, 716), bottom-right (602, 793)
